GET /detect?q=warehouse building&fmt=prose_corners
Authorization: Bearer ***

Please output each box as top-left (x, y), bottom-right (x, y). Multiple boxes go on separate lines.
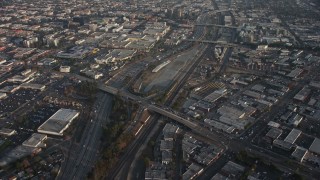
top-left (273, 139), bottom-right (293, 151)
top-left (217, 106), bottom-right (245, 119)
top-left (203, 89), bottom-right (227, 103)
top-left (284, 129), bottom-right (302, 144)
top-left (267, 121), bottom-right (281, 128)
top-left (291, 146), bottom-right (308, 162)
top-left (294, 87), bottom-right (311, 101)
top-left (22, 133), bottom-right (47, 148)
top-left (265, 128), bottom-right (282, 142)
top-left (20, 83), bottom-right (46, 91)
top-left (37, 108), bottom-right (79, 136)
top-left (309, 138), bottom-right (320, 155)
top-left (0, 92), bottom-right (6, 100)
top-left (0, 128), bottom-right (16, 136)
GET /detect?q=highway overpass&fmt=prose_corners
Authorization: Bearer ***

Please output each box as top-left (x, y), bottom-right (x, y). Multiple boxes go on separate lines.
top-left (194, 24), bottom-right (238, 29)
top-left (98, 85), bottom-right (201, 130)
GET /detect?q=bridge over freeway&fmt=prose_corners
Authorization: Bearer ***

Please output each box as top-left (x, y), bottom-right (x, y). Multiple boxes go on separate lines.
top-left (98, 84), bottom-right (228, 147)
top-left (180, 24), bottom-right (238, 29)
top-left (194, 24), bottom-right (238, 29)
top-left (99, 85), bottom-right (198, 127)
top-left (183, 39), bottom-right (251, 50)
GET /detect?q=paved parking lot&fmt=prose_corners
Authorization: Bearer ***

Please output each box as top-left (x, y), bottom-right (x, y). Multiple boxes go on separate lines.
top-left (0, 89), bottom-right (40, 115)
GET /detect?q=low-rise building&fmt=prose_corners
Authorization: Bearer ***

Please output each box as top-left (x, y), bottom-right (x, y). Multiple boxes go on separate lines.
top-left (0, 128), bottom-right (16, 136)
top-left (0, 92), bottom-right (7, 99)
top-left (265, 128), bottom-right (282, 141)
top-left (0, 86), bottom-right (20, 93)
top-left (217, 106), bottom-right (245, 119)
top-left (204, 118), bottom-right (235, 134)
top-left (243, 90), bottom-right (262, 99)
top-left (287, 68), bottom-right (303, 78)
top-left (161, 151), bottom-right (172, 165)
top-left (145, 163), bottom-right (167, 180)
top-left (160, 140), bottom-right (173, 151)
top-left (203, 89), bottom-right (227, 103)
top-left (162, 123), bottom-right (179, 141)
top-left (182, 134), bottom-right (198, 160)
top-left (60, 66), bottom-right (70, 73)
top-left (80, 69), bottom-right (103, 79)
top-left (0, 146), bottom-right (40, 167)
top-left (284, 129), bottom-right (301, 144)
top-left (291, 146), bottom-right (308, 162)
top-left (309, 138), bottom-right (320, 155)
top-left (182, 163), bottom-right (203, 180)
top-left (289, 114), bottom-right (304, 127)
top-left (22, 133), bottom-right (47, 148)
top-left (273, 139), bottom-right (293, 151)
top-left (294, 87), bottom-right (311, 102)
top-left (37, 108), bottom-right (79, 136)
top-left (220, 161), bottom-right (245, 178)
top-left (20, 83), bottom-right (46, 91)
top-left (37, 58), bottom-right (57, 66)
top-left (267, 121), bottom-right (281, 128)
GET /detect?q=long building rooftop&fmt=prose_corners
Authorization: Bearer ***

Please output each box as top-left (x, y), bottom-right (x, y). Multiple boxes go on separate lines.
top-left (37, 108), bottom-right (79, 136)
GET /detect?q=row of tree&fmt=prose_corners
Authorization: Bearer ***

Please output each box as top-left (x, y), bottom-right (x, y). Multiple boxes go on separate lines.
top-left (88, 97), bottom-right (134, 179)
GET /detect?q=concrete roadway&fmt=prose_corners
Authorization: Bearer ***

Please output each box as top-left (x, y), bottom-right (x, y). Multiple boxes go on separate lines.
top-left (58, 92), bottom-right (113, 180)
top-left (106, 115), bottom-right (159, 180)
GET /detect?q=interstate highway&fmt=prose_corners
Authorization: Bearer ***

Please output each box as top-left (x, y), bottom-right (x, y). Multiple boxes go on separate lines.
top-left (58, 93), bottom-right (113, 179)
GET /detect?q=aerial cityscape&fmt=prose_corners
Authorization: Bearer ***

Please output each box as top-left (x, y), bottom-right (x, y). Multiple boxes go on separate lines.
top-left (0, 0), bottom-right (319, 179)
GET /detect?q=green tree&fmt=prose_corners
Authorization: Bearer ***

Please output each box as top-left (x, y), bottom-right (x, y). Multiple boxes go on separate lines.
top-left (143, 157), bottom-right (151, 167)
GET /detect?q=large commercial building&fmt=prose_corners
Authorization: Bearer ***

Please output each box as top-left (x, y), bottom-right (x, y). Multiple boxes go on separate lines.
top-left (0, 93), bottom-right (6, 99)
top-left (60, 66), bottom-right (71, 73)
top-left (284, 128), bottom-right (302, 144)
top-left (20, 83), bottom-right (46, 91)
top-left (309, 138), bottom-right (320, 155)
top-left (294, 87), bottom-right (311, 101)
top-left (22, 133), bottom-right (47, 148)
top-left (0, 128), bottom-right (16, 136)
top-left (37, 108), bottom-right (79, 136)
top-left (291, 146), bottom-right (308, 162)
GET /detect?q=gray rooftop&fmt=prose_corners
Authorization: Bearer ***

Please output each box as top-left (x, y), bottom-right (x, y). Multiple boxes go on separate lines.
top-left (284, 129), bottom-right (301, 144)
top-left (37, 108), bottom-right (79, 136)
top-left (309, 138), bottom-right (320, 155)
top-left (266, 128), bottom-right (282, 139)
top-left (22, 133), bottom-right (47, 148)
top-left (291, 146), bottom-right (308, 162)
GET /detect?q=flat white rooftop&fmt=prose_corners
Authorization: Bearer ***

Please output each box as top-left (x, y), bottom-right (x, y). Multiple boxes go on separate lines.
top-left (22, 133), bottom-right (47, 148)
top-left (37, 108), bottom-right (79, 136)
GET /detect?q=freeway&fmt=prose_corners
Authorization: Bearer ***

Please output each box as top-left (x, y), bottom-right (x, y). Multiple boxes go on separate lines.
top-left (164, 44), bottom-right (208, 106)
top-left (183, 39), bottom-right (250, 49)
top-left (165, 10), bottom-right (222, 106)
top-left (194, 24), bottom-right (237, 28)
top-left (105, 10), bottom-right (212, 180)
top-left (58, 92), bottom-right (113, 180)
top-left (100, 81), bottom-right (234, 150)
top-left (106, 115), bottom-right (159, 180)
top-left (107, 8), bottom-right (227, 179)
top-left (218, 12), bottom-right (237, 74)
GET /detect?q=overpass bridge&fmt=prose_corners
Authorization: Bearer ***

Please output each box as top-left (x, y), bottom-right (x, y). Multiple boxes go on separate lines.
top-left (183, 39), bottom-right (252, 50)
top-left (194, 24), bottom-right (238, 29)
top-left (98, 85), bottom-right (199, 130)
top-left (98, 84), bottom-right (228, 148)
top-left (184, 39), bottom-right (236, 47)
top-left (180, 24), bottom-right (238, 29)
